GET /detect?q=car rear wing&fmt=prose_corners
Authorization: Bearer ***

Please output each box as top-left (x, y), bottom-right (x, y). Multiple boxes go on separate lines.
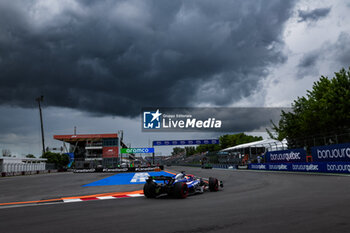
top-left (147, 175), bottom-right (173, 181)
top-left (146, 175), bottom-right (176, 185)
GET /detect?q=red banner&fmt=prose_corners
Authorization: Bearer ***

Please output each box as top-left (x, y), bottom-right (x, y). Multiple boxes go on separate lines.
top-left (102, 147), bottom-right (119, 158)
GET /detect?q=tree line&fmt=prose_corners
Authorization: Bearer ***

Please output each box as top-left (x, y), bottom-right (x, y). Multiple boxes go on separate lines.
top-left (267, 67), bottom-right (350, 149)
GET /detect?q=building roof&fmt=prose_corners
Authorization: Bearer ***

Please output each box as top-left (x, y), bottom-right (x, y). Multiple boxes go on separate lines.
top-left (53, 133), bottom-right (118, 142)
top-left (221, 139), bottom-right (288, 152)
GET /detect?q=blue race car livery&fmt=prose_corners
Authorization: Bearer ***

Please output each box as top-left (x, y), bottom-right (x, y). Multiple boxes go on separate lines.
top-left (143, 171), bottom-right (223, 199)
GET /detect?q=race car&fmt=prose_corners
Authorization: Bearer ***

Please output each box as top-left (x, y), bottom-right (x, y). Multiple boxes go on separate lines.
top-left (143, 171), bottom-right (223, 199)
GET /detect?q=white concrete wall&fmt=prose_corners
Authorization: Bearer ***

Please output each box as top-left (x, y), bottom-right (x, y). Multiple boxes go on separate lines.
top-left (0, 162), bottom-right (46, 173)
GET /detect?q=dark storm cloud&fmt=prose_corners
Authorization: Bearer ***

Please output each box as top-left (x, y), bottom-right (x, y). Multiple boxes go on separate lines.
top-left (298, 7), bottom-right (331, 23)
top-left (0, 0), bottom-right (296, 117)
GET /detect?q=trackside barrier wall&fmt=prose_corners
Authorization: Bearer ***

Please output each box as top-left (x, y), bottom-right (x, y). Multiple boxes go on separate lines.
top-left (178, 164), bottom-right (237, 169)
top-left (212, 164), bottom-right (237, 169)
top-left (0, 163), bottom-right (46, 173)
top-left (249, 162), bottom-right (350, 174)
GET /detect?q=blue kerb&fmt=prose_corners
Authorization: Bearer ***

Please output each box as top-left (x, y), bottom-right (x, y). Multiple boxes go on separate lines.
top-left (83, 171), bottom-right (174, 187)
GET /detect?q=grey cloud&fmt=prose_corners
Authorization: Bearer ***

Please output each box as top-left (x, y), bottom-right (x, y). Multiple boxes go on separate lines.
top-left (297, 51), bottom-right (320, 78)
top-left (296, 31), bottom-right (350, 79)
top-left (298, 7), bottom-right (331, 23)
top-left (333, 32), bottom-right (350, 65)
top-left (299, 52), bottom-right (318, 68)
top-left (0, 0), bottom-right (297, 117)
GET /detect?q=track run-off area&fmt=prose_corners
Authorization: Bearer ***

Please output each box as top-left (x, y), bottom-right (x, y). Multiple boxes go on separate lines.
top-left (1, 166), bottom-right (350, 233)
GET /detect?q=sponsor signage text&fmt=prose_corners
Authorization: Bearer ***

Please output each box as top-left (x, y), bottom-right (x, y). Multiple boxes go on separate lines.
top-left (121, 148), bottom-right (155, 154)
top-left (311, 143), bottom-right (350, 162)
top-left (266, 148), bottom-right (306, 163)
top-left (249, 162), bottom-right (350, 174)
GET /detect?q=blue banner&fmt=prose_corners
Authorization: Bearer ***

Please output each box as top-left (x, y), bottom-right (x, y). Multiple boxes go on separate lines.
top-left (265, 148), bottom-right (306, 163)
top-left (249, 162), bottom-right (350, 174)
top-left (65, 153), bottom-right (74, 168)
top-left (311, 143), bottom-right (350, 162)
top-left (65, 153), bottom-right (74, 162)
top-left (153, 139), bottom-right (219, 146)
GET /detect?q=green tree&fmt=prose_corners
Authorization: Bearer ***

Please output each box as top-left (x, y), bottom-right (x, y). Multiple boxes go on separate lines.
top-left (184, 146), bottom-right (196, 156)
top-left (2, 149), bottom-right (11, 157)
top-left (196, 144), bottom-right (221, 153)
top-left (42, 152), bottom-right (69, 168)
top-left (270, 67), bottom-right (350, 148)
top-left (219, 133), bottom-right (263, 149)
top-left (171, 147), bottom-right (185, 156)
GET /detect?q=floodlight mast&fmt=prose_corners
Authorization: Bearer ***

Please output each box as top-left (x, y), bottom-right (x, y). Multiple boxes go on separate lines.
top-left (36, 96), bottom-right (45, 155)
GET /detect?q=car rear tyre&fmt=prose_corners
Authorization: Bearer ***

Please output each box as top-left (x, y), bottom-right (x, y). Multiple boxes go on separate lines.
top-left (173, 182), bottom-right (188, 198)
top-left (209, 177), bottom-right (219, 192)
top-left (143, 181), bottom-right (157, 198)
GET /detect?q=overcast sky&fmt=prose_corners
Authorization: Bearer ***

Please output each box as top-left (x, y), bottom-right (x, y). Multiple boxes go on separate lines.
top-left (0, 0), bottom-right (349, 157)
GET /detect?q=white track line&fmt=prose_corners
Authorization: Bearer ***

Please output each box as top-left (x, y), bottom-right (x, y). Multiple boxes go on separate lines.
top-left (127, 194), bottom-right (144, 197)
top-left (63, 199), bottom-right (83, 203)
top-left (97, 196), bottom-right (115, 200)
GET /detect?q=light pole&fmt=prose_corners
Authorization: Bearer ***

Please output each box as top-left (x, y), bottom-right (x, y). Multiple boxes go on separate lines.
top-left (36, 96), bottom-right (45, 156)
top-left (118, 130), bottom-right (123, 167)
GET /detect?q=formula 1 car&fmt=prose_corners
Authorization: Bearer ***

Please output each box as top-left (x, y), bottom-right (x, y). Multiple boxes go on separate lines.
top-left (143, 172), bottom-right (223, 199)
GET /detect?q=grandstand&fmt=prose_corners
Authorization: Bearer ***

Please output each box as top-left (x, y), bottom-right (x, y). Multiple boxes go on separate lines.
top-left (221, 139), bottom-right (288, 163)
top-left (53, 133), bottom-right (128, 169)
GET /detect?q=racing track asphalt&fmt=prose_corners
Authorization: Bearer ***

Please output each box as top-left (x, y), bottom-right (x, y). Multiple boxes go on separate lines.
top-left (1, 166), bottom-right (350, 233)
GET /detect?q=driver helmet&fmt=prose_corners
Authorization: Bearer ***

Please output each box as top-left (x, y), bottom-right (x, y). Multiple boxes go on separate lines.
top-left (175, 173), bottom-right (185, 180)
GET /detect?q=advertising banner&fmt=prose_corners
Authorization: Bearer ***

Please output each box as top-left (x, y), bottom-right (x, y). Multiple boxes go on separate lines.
top-left (265, 148), bottom-right (306, 163)
top-left (290, 163), bottom-right (321, 172)
top-left (102, 147), bottom-right (118, 158)
top-left (249, 162), bottom-right (350, 174)
top-left (65, 153), bottom-right (74, 162)
top-left (153, 139), bottom-right (219, 146)
top-left (65, 153), bottom-right (74, 168)
top-left (249, 164), bottom-right (268, 170)
top-left (311, 143), bottom-right (350, 162)
top-left (121, 148), bottom-right (154, 154)
top-left (267, 163), bottom-right (291, 171)
top-left (324, 162), bottom-right (350, 173)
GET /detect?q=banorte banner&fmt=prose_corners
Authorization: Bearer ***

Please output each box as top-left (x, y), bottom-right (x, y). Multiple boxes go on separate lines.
top-left (311, 143), bottom-right (350, 162)
top-left (265, 148), bottom-right (306, 163)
